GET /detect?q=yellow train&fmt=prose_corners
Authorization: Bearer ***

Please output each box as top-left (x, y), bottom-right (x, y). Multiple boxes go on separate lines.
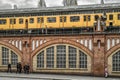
top-left (0, 3), bottom-right (120, 30)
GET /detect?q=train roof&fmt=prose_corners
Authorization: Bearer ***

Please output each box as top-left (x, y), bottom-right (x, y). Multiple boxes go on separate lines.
top-left (0, 3), bottom-right (120, 14)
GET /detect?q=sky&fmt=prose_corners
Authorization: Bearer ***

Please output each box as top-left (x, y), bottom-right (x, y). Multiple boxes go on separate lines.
top-left (0, 0), bottom-right (120, 9)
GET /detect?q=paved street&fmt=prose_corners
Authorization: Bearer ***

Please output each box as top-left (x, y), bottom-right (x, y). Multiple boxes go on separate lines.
top-left (0, 77), bottom-right (40, 80)
top-left (0, 72), bottom-right (119, 80)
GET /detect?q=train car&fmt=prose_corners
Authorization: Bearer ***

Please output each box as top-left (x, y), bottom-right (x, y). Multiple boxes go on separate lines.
top-left (0, 3), bottom-right (120, 30)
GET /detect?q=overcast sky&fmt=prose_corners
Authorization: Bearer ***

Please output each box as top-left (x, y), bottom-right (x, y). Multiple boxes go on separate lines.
top-left (0, 0), bottom-right (120, 9)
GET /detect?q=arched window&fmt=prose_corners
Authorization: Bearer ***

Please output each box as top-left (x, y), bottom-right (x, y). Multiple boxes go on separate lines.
top-left (69, 46), bottom-right (76, 68)
top-left (2, 47), bottom-right (9, 65)
top-left (11, 51), bottom-right (18, 65)
top-left (112, 39), bottom-right (115, 47)
top-left (107, 39), bottom-right (110, 50)
top-left (37, 51), bottom-right (44, 68)
top-left (36, 45), bottom-right (90, 70)
top-left (97, 40), bottom-right (101, 49)
top-left (57, 45), bottom-right (66, 68)
top-left (2, 47), bottom-right (18, 65)
top-left (32, 40), bottom-right (35, 50)
top-left (46, 46), bottom-right (54, 68)
top-left (112, 51), bottom-right (120, 71)
top-left (79, 51), bottom-right (87, 68)
top-left (36, 40), bottom-right (39, 48)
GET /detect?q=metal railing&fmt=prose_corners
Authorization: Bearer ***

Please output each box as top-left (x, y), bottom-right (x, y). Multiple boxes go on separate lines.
top-left (0, 26), bottom-right (120, 36)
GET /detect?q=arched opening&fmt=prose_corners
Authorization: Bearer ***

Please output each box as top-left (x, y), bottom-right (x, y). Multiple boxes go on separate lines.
top-left (112, 51), bottom-right (120, 71)
top-left (0, 46), bottom-right (21, 71)
top-left (33, 44), bottom-right (92, 74)
top-left (108, 49), bottom-right (120, 76)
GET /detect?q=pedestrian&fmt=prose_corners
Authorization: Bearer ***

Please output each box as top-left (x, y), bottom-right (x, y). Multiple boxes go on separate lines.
top-left (7, 63), bottom-right (12, 73)
top-left (105, 66), bottom-right (108, 78)
top-left (16, 63), bottom-right (19, 73)
top-left (26, 64), bottom-right (30, 74)
top-left (19, 62), bottom-right (22, 73)
top-left (23, 64), bottom-right (27, 74)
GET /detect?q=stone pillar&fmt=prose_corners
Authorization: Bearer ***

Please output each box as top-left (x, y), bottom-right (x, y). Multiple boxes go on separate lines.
top-left (93, 35), bottom-right (105, 76)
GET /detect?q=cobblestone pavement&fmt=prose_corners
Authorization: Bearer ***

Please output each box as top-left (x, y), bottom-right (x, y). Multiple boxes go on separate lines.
top-left (0, 72), bottom-right (119, 80)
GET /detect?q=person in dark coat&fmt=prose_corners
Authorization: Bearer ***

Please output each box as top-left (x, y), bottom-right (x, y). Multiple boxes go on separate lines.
top-left (23, 64), bottom-right (27, 74)
top-left (26, 64), bottom-right (30, 74)
top-left (16, 63), bottom-right (19, 73)
top-left (7, 63), bottom-right (12, 73)
top-left (19, 62), bottom-right (22, 73)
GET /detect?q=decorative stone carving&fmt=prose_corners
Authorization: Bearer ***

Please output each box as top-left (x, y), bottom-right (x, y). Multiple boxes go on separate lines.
top-left (101, 0), bottom-right (104, 4)
top-left (63, 0), bottom-right (78, 6)
top-left (38, 0), bottom-right (46, 8)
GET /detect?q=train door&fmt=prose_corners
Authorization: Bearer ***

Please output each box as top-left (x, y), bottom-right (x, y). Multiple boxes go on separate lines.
top-left (109, 22), bottom-right (113, 27)
top-left (59, 16), bottom-right (66, 28)
top-left (25, 19), bottom-right (28, 29)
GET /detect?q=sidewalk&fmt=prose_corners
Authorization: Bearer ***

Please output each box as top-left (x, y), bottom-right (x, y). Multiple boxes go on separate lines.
top-left (0, 72), bottom-right (119, 80)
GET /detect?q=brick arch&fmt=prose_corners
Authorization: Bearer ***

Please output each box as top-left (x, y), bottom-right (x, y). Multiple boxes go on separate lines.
top-left (106, 43), bottom-right (120, 58)
top-left (0, 41), bottom-right (22, 57)
top-left (31, 38), bottom-right (93, 58)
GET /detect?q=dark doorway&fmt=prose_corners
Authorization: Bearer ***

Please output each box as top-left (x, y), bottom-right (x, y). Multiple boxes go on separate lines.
top-left (109, 22), bottom-right (113, 27)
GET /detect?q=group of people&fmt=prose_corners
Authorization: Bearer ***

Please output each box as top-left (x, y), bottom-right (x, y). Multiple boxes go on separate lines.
top-left (7, 62), bottom-right (30, 74)
top-left (7, 62), bottom-right (109, 77)
top-left (23, 64), bottom-right (30, 74)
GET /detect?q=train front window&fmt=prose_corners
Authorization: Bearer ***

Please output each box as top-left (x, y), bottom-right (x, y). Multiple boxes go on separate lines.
top-left (30, 18), bottom-right (34, 23)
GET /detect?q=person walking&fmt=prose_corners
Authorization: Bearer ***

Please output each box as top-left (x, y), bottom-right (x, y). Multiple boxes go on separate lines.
top-left (105, 66), bottom-right (108, 78)
top-left (7, 63), bottom-right (12, 73)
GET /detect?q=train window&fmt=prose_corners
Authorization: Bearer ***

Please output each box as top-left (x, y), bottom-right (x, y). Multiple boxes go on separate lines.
top-left (94, 15), bottom-right (99, 21)
top-left (60, 16), bottom-right (66, 22)
top-left (109, 14), bottom-right (113, 20)
top-left (37, 17), bottom-right (44, 23)
top-left (84, 16), bottom-right (87, 21)
top-left (10, 19), bottom-right (16, 24)
top-left (70, 16), bottom-right (80, 22)
top-left (118, 14), bottom-right (120, 20)
top-left (10, 19), bottom-right (12, 24)
top-left (47, 17), bottom-right (56, 23)
top-left (0, 19), bottom-right (7, 24)
top-left (19, 18), bottom-right (23, 24)
top-left (88, 15), bottom-right (91, 21)
top-left (84, 15), bottom-right (91, 21)
top-left (30, 18), bottom-right (34, 23)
